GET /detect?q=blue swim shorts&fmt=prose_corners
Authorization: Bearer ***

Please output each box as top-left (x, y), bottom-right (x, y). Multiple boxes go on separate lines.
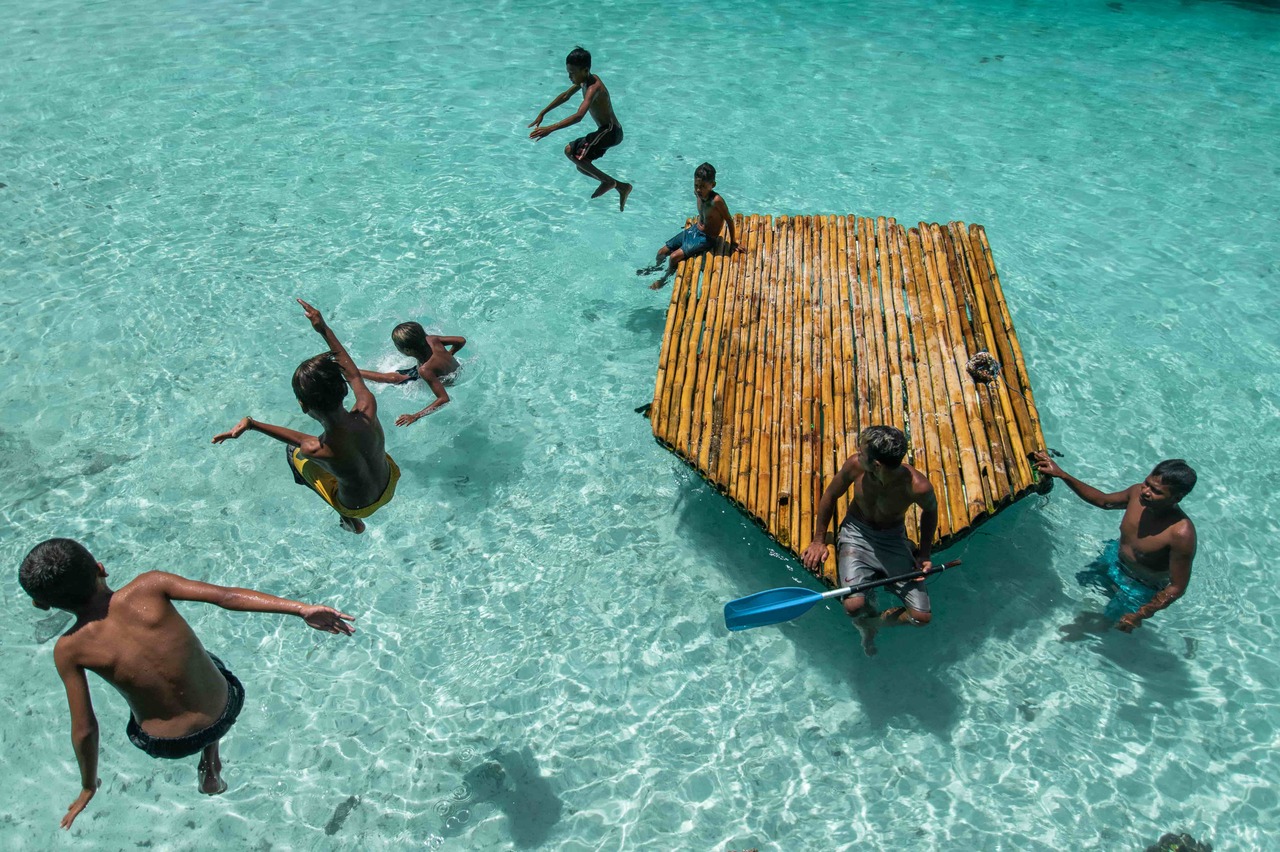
top-left (664, 225), bottom-right (712, 259)
top-left (1076, 540), bottom-right (1164, 621)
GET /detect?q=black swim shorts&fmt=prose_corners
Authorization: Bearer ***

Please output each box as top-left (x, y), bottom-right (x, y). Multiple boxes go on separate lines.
top-left (126, 654), bottom-right (245, 759)
top-left (570, 124), bottom-right (623, 162)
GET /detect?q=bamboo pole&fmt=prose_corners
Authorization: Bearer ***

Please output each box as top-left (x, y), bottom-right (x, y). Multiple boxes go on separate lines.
top-left (691, 242), bottom-right (730, 471)
top-left (674, 254), bottom-right (715, 458)
top-left (905, 226), bottom-right (960, 538)
top-left (876, 217), bottom-right (907, 435)
top-left (948, 222), bottom-right (1015, 502)
top-left (773, 217), bottom-right (796, 543)
top-left (897, 226), bottom-right (946, 530)
top-left (749, 217), bottom-right (778, 520)
top-left (797, 216), bottom-right (818, 559)
top-left (854, 217), bottom-right (877, 430)
top-left (657, 256), bottom-right (700, 445)
top-left (785, 215), bottom-right (805, 550)
top-left (882, 223), bottom-right (926, 537)
top-left (650, 264), bottom-right (684, 440)
top-left (816, 215), bottom-right (842, 583)
top-left (723, 215), bottom-right (760, 498)
top-left (832, 215), bottom-right (859, 542)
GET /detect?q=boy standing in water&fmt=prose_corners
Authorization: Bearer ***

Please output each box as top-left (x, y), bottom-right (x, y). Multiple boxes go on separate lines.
top-left (647, 162), bottom-right (745, 290)
top-left (801, 426), bottom-right (939, 656)
top-left (1033, 453), bottom-right (1197, 632)
top-left (19, 538), bottom-right (353, 828)
top-left (212, 299), bottom-right (399, 535)
top-left (529, 46), bottom-right (633, 211)
top-left (357, 322), bottom-right (466, 427)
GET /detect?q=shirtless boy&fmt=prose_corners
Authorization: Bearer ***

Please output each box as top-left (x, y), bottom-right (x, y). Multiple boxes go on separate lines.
top-left (528, 46), bottom-right (633, 211)
top-left (358, 321), bottom-right (466, 427)
top-left (801, 426), bottom-right (939, 655)
top-left (647, 162), bottom-right (745, 290)
top-left (19, 537), bottom-right (353, 829)
top-left (213, 299), bottom-right (399, 534)
top-left (1034, 453), bottom-right (1197, 632)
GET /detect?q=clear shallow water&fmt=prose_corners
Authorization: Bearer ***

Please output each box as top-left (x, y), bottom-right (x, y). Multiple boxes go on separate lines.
top-left (2, 0), bottom-right (1278, 848)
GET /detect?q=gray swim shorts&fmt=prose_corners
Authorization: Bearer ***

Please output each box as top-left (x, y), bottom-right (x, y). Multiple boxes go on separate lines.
top-left (836, 516), bottom-right (931, 613)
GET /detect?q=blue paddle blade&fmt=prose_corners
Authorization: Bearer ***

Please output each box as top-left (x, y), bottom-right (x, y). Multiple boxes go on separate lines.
top-left (724, 586), bottom-right (825, 631)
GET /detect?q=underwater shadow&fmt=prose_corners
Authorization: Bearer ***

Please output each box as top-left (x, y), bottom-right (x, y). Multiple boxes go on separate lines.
top-left (675, 470), bottom-right (1067, 739)
top-left (395, 423), bottom-right (528, 496)
top-left (621, 304), bottom-right (668, 344)
top-left (442, 747), bottom-right (564, 849)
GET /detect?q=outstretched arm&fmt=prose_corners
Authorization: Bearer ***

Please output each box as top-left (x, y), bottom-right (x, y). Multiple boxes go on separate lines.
top-left (1118, 525), bottom-right (1196, 632)
top-left (396, 371), bottom-right (450, 427)
top-left (801, 456), bottom-right (860, 569)
top-left (1033, 452), bottom-right (1132, 509)
top-left (54, 643), bottom-right (99, 829)
top-left (529, 84), bottom-right (581, 132)
top-left (530, 84), bottom-right (595, 139)
top-left (359, 369), bottom-right (415, 385)
top-left (211, 417), bottom-right (329, 457)
top-left (144, 571), bottom-right (355, 634)
top-left (297, 299), bottom-right (377, 419)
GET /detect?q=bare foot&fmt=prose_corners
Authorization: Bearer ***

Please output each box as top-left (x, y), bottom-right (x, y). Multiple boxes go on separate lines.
top-left (617, 183), bottom-right (632, 211)
top-left (198, 755), bottom-right (227, 795)
top-left (591, 180), bottom-right (616, 199)
top-left (649, 278), bottom-right (669, 291)
top-left (340, 516), bottom-right (366, 534)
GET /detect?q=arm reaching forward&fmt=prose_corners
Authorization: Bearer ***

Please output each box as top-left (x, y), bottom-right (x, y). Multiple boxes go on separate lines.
top-left (143, 571), bottom-right (355, 635)
top-left (1033, 451), bottom-right (1133, 509)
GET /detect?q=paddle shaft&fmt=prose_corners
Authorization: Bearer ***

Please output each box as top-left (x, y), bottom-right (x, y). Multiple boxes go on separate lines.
top-left (818, 559), bottom-right (963, 602)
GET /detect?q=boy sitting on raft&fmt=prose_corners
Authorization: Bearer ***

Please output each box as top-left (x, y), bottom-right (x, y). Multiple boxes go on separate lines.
top-left (19, 537), bottom-right (353, 829)
top-left (647, 162), bottom-right (745, 290)
top-left (212, 299), bottom-right (399, 535)
top-left (357, 322), bottom-right (466, 427)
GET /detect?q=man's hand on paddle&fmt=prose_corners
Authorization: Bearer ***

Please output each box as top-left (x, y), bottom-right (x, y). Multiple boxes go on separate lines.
top-left (297, 298), bottom-right (328, 334)
top-left (913, 553), bottom-right (934, 583)
top-left (801, 539), bottom-right (829, 571)
top-left (1032, 450), bottom-right (1065, 479)
top-left (211, 417), bottom-right (252, 444)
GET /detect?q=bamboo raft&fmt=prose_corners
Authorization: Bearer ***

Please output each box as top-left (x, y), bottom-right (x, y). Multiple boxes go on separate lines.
top-left (650, 214), bottom-right (1048, 587)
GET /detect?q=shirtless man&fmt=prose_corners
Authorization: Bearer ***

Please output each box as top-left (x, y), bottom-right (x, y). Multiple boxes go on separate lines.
top-left (19, 537), bottom-right (353, 829)
top-left (213, 299), bottom-right (399, 534)
top-left (358, 321), bottom-right (466, 427)
top-left (1034, 453), bottom-right (1197, 632)
top-left (528, 46), bottom-right (633, 210)
top-left (801, 426), bottom-right (939, 655)
top-left (647, 162), bottom-right (746, 290)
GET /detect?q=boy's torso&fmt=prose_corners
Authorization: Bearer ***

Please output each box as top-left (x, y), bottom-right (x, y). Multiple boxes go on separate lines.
top-left (582, 76), bottom-right (619, 128)
top-left (307, 410), bottom-right (390, 508)
top-left (697, 192), bottom-right (726, 237)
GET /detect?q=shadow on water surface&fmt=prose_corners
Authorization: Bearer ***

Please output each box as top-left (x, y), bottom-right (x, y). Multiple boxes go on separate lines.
top-left (676, 470), bottom-right (1123, 738)
top-left (396, 423), bottom-right (528, 495)
top-left (441, 747), bottom-right (564, 849)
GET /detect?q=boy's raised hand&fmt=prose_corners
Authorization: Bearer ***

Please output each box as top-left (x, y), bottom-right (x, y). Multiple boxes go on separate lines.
top-left (297, 298), bottom-right (328, 333)
top-left (299, 605), bottom-right (356, 635)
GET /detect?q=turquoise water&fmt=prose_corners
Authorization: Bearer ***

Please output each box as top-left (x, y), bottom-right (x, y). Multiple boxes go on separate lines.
top-left (2, 0), bottom-right (1278, 847)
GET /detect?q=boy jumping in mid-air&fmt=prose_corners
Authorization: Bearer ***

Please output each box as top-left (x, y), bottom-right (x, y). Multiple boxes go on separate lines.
top-left (212, 299), bottom-right (399, 534)
top-left (529, 46), bottom-right (633, 211)
top-left (646, 162), bottom-right (744, 290)
top-left (19, 537), bottom-right (353, 829)
top-left (357, 322), bottom-right (466, 427)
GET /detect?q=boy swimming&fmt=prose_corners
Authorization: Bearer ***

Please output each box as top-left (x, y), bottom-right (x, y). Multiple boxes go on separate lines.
top-left (212, 299), bottom-right (399, 534)
top-left (647, 162), bottom-right (745, 290)
top-left (357, 322), bottom-right (466, 426)
top-left (529, 46), bottom-right (633, 211)
top-left (19, 537), bottom-right (353, 829)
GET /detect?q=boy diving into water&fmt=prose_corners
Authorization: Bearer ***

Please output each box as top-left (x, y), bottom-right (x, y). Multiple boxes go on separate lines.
top-left (357, 321), bottom-right (466, 426)
top-left (801, 426), bottom-right (939, 656)
top-left (529, 46), bottom-right (633, 211)
top-left (645, 162), bottom-right (745, 290)
top-left (19, 538), bottom-right (353, 829)
top-left (1033, 453), bottom-right (1197, 633)
top-left (212, 299), bottom-right (399, 534)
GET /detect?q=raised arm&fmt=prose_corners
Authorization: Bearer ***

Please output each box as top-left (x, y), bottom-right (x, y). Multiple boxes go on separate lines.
top-left (1118, 523), bottom-right (1196, 632)
top-left (211, 416), bottom-right (328, 457)
top-left (529, 84), bottom-right (581, 131)
top-left (801, 455), bottom-right (860, 569)
top-left (1033, 452), bottom-right (1133, 509)
top-left (144, 571), bottom-right (355, 634)
top-left (395, 370), bottom-right (450, 427)
top-left (297, 299), bottom-right (377, 418)
top-left (54, 643), bottom-right (99, 829)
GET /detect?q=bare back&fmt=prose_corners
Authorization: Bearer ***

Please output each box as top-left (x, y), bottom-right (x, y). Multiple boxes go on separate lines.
top-left (422, 335), bottom-right (460, 380)
top-left (56, 573), bottom-right (228, 738)
top-left (303, 408), bottom-right (389, 509)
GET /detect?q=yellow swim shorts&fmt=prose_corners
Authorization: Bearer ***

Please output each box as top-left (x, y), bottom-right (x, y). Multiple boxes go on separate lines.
top-left (288, 447), bottom-right (400, 519)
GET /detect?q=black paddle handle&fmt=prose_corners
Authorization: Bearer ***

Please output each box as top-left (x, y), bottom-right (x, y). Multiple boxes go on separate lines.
top-left (835, 558), bottom-right (963, 598)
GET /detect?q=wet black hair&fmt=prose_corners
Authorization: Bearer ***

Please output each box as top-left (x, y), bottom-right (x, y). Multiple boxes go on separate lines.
top-left (391, 321), bottom-right (433, 359)
top-left (566, 46), bottom-right (591, 70)
top-left (695, 162), bottom-right (716, 183)
top-left (1152, 459), bottom-right (1197, 498)
top-left (292, 352), bottom-right (348, 412)
top-left (20, 538), bottom-right (100, 610)
top-left (859, 425), bottom-right (908, 468)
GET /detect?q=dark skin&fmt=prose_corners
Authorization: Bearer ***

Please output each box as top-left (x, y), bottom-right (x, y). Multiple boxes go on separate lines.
top-left (529, 63), bottom-right (633, 210)
top-left (649, 176), bottom-right (747, 290)
top-left (212, 299), bottom-right (389, 534)
top-left (359, 334), bottom-right (466, 426)
top-left (1033, 451), bottom-right (1196, 632)
top-left (32, 564), bottom-right (352, 829)
top-left (802, 443), bottom-right (939, 632)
